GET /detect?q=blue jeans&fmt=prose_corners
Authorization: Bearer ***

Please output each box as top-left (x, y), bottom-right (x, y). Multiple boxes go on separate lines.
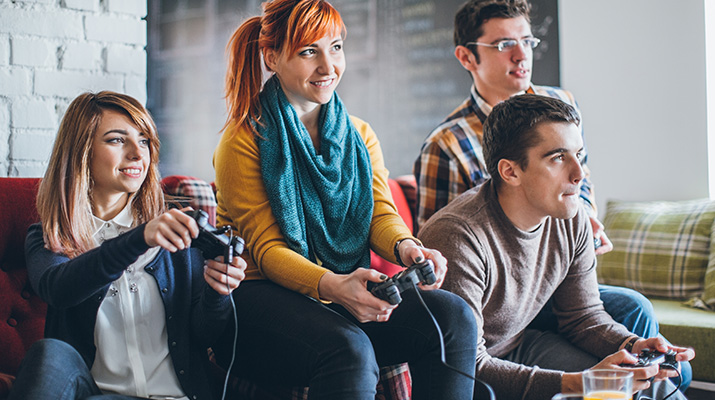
top-left (8, 339), bottom-right (143, 400)
top-left (528, 284), bottom-right (692, 391)
top-left (212, 280), bottom-right (479, 400)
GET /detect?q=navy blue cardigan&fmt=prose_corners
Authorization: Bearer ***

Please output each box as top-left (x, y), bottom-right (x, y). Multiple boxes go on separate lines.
top-left (25, 223), bottom-right (233, 400)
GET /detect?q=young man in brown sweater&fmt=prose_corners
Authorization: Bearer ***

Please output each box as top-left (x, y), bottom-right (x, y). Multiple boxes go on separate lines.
top-left (418, 94), bottom-right (695, 400)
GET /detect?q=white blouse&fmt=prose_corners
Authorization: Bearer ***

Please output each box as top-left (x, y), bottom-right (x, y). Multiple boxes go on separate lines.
top-left (89, 203), bottom-right (188, 400)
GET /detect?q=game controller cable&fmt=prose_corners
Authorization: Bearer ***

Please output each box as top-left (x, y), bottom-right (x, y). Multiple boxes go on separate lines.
top-left (407, 280), bottom-right (496, 400)
top-left (219, 227), bottom-right (238, 400)
top-left (183, 210), bottom-right (241, 400)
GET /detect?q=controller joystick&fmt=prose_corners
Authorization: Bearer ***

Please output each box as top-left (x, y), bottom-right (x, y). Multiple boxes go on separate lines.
top-left (367, 259), bottom-right (437, 305)
top-left (184, 209), bottom-right (244, 262)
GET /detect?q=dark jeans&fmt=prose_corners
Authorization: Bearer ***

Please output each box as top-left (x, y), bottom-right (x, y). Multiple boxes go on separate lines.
top-left (8, 339), bottom-right (143, 400)
top-left (528, 284), bottom-right (692, 391)
top-left (213, 280), bottom-right (479, 400)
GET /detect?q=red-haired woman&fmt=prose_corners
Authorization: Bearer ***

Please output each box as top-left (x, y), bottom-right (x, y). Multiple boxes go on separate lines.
top-left (212, 1), bottom-right (478, 399)
top-left (8, 91), bottom-right (246, 400)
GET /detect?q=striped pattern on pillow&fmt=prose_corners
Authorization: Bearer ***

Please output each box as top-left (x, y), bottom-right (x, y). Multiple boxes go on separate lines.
top-left (597, 198), bottom-right (715, 299)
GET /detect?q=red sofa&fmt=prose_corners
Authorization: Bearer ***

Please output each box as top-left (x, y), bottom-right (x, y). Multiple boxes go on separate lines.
top-left (0, 176), bottom-right (418, 399)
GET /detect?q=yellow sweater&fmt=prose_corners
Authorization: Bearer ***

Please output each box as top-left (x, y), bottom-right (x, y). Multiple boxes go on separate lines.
top-left (213, 116), bottom-right (414, 300)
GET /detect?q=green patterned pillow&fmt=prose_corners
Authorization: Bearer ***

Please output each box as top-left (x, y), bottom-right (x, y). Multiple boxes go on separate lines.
top-left (597, 198), bottom-right (715, 300)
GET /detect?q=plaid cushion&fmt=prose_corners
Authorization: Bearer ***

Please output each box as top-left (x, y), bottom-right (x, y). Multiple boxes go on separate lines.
top-left (161, 175), bottom-right (218, 226)
top-left (696, 231), bottom-right (715, 311)
top-left (597, 198), bottom-right (715, 300)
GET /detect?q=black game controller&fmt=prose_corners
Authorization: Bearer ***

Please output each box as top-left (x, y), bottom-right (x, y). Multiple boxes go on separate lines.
top-left (620, 349), bottom-right (679, 370)
top-left (367, 259), bottom-right (437, 305)
top-left (184, 209), bottom-right (244, 262)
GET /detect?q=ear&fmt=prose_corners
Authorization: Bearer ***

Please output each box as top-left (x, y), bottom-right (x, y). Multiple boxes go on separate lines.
top-left (263, 48), bottom-right (278, 72)
top-left (497, 159), bottom-right (522, 187)
top-left (454, 45), bottom-right (477, 72)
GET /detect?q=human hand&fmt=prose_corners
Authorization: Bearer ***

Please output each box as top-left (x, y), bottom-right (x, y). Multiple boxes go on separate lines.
top-left (590, 216), bottom-right (613, 255)
top-left (204, 255), bottom-right (247, 295)
top-left (631, 337), bottom-right (695, 381)
top-left (397, 240), bottom-right (447, 290)
top-left (318, 268), bottom-right (397, 323)
top-left (144, 208), bottom-right (199, 251)
top-left (590, 350), bottom-right (659, 393)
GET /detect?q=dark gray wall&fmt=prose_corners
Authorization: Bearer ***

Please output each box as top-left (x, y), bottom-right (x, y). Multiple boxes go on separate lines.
top-left (147, 0), bottom-right (558, 181)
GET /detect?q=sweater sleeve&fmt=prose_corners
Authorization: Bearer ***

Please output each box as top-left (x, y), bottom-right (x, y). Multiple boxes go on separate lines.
top-left (25, 223), bottom-right (151, 308)
top-left (213, 123), bottom-right (329, 299)
top-left (353, 117), bottom-right (414, 264)
top-left (213, 119), bottom-right (414, 300)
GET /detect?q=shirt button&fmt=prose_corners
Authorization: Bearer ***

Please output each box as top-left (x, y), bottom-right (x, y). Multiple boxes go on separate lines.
top-left (171, 341), bottom-right (177, 347)
top-left (146, 267), bottom-right (154, 272)
top-left (179, 370), bottom-right (185, 375)
top-left (7, 318), bottom-right (17, 327)
top-left (162, 288), bottom-right (168, 293)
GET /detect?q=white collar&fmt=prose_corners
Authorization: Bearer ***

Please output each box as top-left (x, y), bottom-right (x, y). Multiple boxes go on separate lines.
top-left (91, 198), bottom-right (135, 236)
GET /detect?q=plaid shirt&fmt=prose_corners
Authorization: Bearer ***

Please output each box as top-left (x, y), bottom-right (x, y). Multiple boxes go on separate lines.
top-left (413, 84), bottom-right (596, 231)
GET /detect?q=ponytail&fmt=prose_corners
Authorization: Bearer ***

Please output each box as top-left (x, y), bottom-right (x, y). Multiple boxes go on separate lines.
top-left (223, 16), bottom-right (263, 134)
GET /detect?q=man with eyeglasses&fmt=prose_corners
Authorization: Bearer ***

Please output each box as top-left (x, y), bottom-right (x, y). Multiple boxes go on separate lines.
top-left (413, 0), bottom-right (692, 391)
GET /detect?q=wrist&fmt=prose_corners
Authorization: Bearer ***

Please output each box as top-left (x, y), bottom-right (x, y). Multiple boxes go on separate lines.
top-left (393, 237), bottom-right (420, 267)
top-left (622, 336), bottom-right (640, 353)
top-left (317, 271), bottom-right (337, 302)
top-left (561, 372), bottom-right (582, 394)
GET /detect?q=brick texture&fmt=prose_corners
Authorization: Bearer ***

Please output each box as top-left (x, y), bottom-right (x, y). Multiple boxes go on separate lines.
top-left (0, 1), bottom-right (147, 177)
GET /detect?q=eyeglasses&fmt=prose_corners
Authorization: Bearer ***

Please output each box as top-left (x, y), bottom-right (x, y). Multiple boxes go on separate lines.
top-left (465, 37), bottom-right (541, 52)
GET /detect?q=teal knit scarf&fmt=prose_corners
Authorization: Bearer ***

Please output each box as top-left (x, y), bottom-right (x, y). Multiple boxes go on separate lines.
top-left (257, 76), bottom-right (373, 273)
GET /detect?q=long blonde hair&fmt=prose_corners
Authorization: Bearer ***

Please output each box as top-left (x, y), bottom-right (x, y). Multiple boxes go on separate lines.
top-left (37, 91), bottom-right (163, 258)
top-left (222, 0), bottom-right (346, 134)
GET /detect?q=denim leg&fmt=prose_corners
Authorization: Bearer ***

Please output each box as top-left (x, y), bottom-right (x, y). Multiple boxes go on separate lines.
top-left (8, 338), bottom-right (101, 400)
top-left (212, 280), bottom-right (379, 400)
top-left (598, 284), bottom-right (658, 338)
top-left (334, 288), bottom-right (478, 400)
top-left (599, 285), bottom-right (691, 391)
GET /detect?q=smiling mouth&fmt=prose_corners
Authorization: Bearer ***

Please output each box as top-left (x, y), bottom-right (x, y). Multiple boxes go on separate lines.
top-left (311, 78), bottom-right (335, 88)
top-left (120, 168), bottom-right (142, 176)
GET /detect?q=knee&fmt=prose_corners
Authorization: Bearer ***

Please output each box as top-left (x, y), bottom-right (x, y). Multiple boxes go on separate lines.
top-left (602, 285), bottom-right (655, 313)
top-left (428, 291), bottom-right (478, 345)
top-left (328, 327), bottom-right (378, 369)
top-left (26, 338), bottom-right (81, 363)
top-left (314, 326), bottom-right (379, 385)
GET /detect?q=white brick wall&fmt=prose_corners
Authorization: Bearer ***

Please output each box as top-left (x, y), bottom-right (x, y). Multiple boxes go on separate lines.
top-left (0, 0), bottom-right (148, 177)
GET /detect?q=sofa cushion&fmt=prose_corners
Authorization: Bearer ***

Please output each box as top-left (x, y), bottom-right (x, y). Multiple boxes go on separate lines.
top-left (161, 175), bottom-right (218, 227)
top-left (0, 178), bottom-right (46, 382)
top-left (597, 198), bottom-right (715, 300)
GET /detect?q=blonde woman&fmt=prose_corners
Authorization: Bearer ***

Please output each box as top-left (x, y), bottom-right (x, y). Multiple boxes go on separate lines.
top-left (9, 91), bottom-right (246, 400)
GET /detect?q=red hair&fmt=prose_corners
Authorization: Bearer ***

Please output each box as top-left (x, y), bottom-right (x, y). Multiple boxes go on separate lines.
top-left (223, 0), bottom-right (345, 134)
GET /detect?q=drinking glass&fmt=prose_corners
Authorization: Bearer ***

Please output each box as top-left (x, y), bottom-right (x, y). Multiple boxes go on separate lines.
top-left (552, 394), bottom-right (584, 400)
top-left (582, 369), bottom-right (633, 400)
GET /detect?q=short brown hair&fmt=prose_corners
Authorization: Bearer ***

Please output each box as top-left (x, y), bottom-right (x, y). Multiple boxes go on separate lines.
top-left (483, 94), bottom-right (581, 187)
top-left (454, 0), bottom-right (531, 63)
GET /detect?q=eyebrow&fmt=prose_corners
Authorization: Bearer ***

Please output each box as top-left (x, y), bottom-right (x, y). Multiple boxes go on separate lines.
top-left (101, 129), bottom-right (146, 137)
top-left (306, 38), bottom-right (343, 48)
top-left (490, 34), bottom-right (534, 43)
top-left (541, 147), bottom-right (583, 158)
top-left (102, 129), bottom-right (128, 136)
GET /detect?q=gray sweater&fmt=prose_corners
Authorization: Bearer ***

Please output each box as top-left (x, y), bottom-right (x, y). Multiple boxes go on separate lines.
top-left (419, 181), bottom-right (631, 400)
